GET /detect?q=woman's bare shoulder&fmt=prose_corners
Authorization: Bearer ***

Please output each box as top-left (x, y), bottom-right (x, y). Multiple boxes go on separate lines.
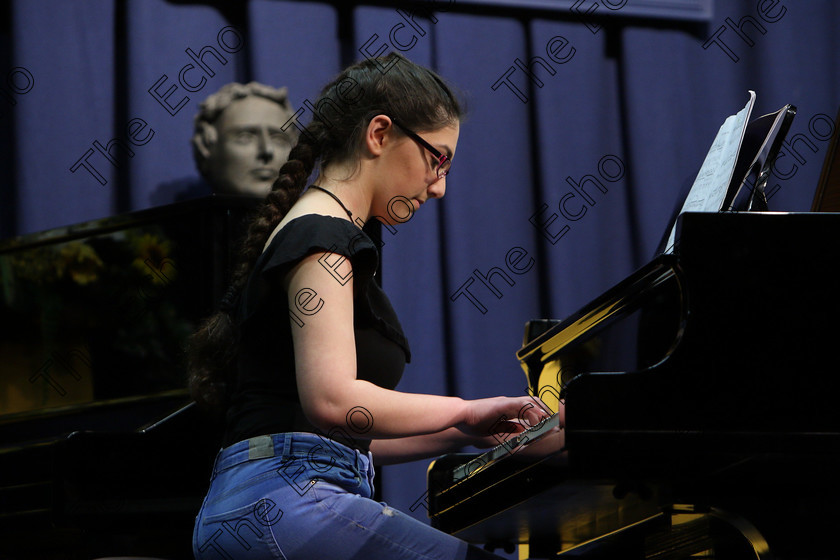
top-left (263, 192), bottom-right (351, 252)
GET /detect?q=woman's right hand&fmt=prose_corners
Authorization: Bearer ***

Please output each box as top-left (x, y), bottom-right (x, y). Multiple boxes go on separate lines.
top-left (456, 395), bottom-right (558, 440)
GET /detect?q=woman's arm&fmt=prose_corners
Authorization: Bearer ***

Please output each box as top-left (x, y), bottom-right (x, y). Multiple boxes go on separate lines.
top-left (369, 427), bottom-right (501, 465)
top-left (370, 423), bottom-right (567, 466)
top-left (285, 251), bottom-right (548, 441)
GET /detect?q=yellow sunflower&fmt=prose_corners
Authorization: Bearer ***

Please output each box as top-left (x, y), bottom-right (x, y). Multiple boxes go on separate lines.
top-left (131, 233), bottom-right (176, 285)
top-left (56, 243), bottom-right (104, 286)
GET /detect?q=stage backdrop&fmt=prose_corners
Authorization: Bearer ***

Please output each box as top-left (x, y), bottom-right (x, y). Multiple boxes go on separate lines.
top-left (2, 0), bottom-right (838, 551)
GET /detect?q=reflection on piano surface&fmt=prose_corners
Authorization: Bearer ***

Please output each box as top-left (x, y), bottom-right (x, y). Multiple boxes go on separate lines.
top-left (428, 212), bottom-right (840, 559)
top-left (0, 195), bottom-right (258, 559)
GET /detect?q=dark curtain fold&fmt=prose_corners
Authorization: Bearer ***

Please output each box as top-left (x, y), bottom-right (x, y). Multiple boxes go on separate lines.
top-left (2, 1), bottom-right (839, 551)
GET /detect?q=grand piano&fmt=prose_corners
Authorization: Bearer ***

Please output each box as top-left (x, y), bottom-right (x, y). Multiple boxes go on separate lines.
top-left (427, 111), bottom-right (840, 559)
top-left (0, 195), bottom-right (259, 559)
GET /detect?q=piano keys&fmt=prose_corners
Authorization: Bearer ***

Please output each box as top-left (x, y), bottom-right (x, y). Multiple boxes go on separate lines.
top-left (428, 211), bottom-right (840, 559)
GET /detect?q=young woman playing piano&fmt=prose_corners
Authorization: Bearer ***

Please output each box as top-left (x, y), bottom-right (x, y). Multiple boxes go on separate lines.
top-left (188, 52), bottom-right (558, 560)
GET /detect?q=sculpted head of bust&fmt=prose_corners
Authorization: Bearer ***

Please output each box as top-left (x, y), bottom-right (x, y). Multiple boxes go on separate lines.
top-left (192, 82), bottom-right (298, 196)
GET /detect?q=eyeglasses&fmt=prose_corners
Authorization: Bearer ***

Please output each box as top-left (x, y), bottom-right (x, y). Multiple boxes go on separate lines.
top-left (391, 118), bottom-right (451, 179)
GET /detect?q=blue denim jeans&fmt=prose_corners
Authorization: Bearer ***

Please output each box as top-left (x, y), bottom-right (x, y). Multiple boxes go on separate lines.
top-left (193, 432), bottom-right (506, 560)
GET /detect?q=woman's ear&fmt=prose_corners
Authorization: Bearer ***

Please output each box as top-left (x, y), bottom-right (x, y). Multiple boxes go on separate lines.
top-left (364, 115), bottom-right (394, 157)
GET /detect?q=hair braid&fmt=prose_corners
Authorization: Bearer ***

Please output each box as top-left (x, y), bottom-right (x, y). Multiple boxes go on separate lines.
top-left (187, 129), bottom-right (321, 411)
top-left (229, 138), bottom-right (319, 289)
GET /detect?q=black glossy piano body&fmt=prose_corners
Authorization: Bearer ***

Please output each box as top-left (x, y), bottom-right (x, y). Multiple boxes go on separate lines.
top-left (429, 212), bottom-right (840, 559)
top-left (0, 195), bottom-right (258, 559)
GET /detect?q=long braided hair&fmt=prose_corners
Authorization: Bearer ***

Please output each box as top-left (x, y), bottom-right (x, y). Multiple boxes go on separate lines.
top-left (187, 53), bottom-right (463, 410)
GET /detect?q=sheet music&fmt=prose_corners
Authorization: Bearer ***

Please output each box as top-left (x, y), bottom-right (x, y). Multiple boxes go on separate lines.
top-left (666, 91), bottom-right (756, 252)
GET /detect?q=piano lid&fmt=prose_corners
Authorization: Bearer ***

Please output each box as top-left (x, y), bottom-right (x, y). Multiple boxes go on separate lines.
top-left (0, 195), bottom-right (258, 434)
top-left (516, 254), bottom-right (686, 414)
top-left (518, 211), bottom-right (840, 439)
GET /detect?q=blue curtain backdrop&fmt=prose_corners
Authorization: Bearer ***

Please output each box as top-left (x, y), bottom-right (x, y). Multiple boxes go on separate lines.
top-left (2, 0), bottom-right (839, 544)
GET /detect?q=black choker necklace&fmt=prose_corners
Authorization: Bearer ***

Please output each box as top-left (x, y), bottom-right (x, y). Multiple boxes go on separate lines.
top-left (309, 185), bottom-right (354, 221)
